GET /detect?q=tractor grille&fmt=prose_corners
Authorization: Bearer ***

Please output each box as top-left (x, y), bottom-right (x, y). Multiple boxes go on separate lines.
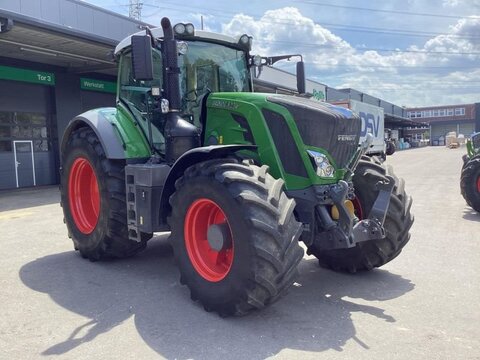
top-left (267, 95), bottom-right (361, 169)
top-left (262, 109), bottom-right (308, 178)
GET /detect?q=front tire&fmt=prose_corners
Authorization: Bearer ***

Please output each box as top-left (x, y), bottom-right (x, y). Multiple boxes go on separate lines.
top-left (308, 157), bottom-right (413, 272)
top-left (60, 127), bottom-right (149, 261)
top-left (460, 155), bottom-right (480, 212)
top-left (169, 159), bottom-right (304, 316)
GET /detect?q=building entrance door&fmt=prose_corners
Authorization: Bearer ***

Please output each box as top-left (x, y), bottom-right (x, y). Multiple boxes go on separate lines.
top-left (14, 140), bottom-right (36, 188)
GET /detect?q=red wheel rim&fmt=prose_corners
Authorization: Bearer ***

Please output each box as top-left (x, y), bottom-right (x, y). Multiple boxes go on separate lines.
top-left (352, 197), bottom-right (364, 220)
top-left (184, 198), bottom-right (234, 282)
top-left (68, 157), bottom-right (100, 234)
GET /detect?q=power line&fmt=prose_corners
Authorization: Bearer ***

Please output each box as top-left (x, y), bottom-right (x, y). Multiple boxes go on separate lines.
top-left (292, 1), bottom-right (476, 20)
top-left (339, 87), bottom-right (480, 92)
top-left (139, 2), bottom-right (480, 56)
top-left (101, 1), bottom-right (480, 41)
top-left (310, 64), bottom-right (480, 69)
top-left (320, 75), bottom-right (480, 83)
top-left (334, 85), bottom-right (480, 90)
top-left (259, 39), bottom-right (480, 55)
top-left (143, 1), bottom-right (480, 40)
top-left (322, 77), bottom-right (480, 84)
top-left (333, 81), bottom-right (480, 85)
top-left (319, 23), bottom-right (480, 40)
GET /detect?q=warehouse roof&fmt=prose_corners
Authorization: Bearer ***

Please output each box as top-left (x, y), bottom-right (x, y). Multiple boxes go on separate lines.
top-left (0, 0), bottom-right (148, 74)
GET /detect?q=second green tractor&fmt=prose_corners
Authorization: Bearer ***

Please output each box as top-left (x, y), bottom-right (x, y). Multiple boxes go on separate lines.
top-left (60, 18), bottom-right (414, 316)
top-left (461, 132), bottom-right (480, 213)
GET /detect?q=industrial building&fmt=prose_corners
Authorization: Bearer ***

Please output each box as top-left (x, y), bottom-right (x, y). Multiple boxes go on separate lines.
top-left (0, 0), bottom-right (146, 190)
top-left (406, 104), bottom-right (480, 145)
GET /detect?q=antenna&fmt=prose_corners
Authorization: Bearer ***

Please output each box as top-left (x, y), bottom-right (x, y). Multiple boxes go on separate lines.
top-left (129, 0), bottom-right (143, 21)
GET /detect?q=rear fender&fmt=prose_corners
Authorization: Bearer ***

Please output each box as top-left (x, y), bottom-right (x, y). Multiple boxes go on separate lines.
top-left (61, 107), bottom-right (152, 160)
top-left (61, 108), bottom-right (126, 159)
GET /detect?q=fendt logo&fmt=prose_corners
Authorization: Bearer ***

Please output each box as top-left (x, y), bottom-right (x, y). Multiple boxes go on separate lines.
top-left (359, 112), bottom-right (381, 137)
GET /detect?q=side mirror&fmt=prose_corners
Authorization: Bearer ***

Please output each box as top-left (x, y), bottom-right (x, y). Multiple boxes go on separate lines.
top-left (296, 61), bottom-right (306, 94)
top-left (131, 35), bottom-right (154, 81)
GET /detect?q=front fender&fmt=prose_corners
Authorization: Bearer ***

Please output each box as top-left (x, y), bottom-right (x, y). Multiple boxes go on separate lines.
top-left (159, 145), bottom-right (256, 223)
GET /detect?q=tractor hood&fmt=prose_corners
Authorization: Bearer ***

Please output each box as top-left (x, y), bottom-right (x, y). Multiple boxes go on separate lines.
top-left (266, 95), bottom-right (361, 169)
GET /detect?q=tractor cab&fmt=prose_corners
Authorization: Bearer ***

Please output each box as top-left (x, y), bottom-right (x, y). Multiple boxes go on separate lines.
top-left (113, 19), bottom-right (306, 162)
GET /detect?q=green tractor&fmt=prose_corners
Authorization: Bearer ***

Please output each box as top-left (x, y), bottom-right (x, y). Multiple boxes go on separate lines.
top-left (60, 18), bottom-right (413, 316)
top-left (461, 132), bottom-right (480, 212)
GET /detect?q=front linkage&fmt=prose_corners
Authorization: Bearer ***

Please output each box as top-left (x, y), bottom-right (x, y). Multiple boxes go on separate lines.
top-left (292, 134), bottom-right (395, 252)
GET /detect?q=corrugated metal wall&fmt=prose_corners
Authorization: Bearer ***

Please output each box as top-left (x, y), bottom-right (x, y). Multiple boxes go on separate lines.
top-left (0, 80), bottom-right (55, 189)
top-left (0, 0), bottom-right (144, 42)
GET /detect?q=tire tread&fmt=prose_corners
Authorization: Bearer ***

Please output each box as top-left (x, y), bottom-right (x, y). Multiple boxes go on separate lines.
top-left (169, 158), bottom-right (304, 316)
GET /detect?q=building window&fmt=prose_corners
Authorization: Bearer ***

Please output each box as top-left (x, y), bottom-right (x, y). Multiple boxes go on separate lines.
top-left (438, 109), bottom-right (445, 116)
top-left (433, 110), bottom-right (439, 117)
top-left (0, 111), bottom-right (49, 152)
top-left (447, 108), bottom-right (454, 116)
top-left (455, 108), bottom-right (465, 116)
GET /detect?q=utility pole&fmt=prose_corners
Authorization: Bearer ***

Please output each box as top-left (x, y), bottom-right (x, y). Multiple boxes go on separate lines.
top-left (129, 0), bottom-right (143, 21)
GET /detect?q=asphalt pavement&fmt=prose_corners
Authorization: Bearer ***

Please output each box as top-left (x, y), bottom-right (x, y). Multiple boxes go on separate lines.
top-left (0, 146), bottom-right (478, 360)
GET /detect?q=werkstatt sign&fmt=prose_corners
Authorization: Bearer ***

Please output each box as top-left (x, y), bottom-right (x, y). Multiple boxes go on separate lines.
top-left (0, 65), bottom-right (55, 85)
top-left (81, 78), bottom-right (116, 94)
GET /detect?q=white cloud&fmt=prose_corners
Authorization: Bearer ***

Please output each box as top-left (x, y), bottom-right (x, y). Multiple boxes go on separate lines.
top-left (443, 0), bottom-right (480, 8)
top-left (222, 7), bottom-right (480, 106)
top-left (425, 17), bottom-right (480, 54)
top-left (443, 0), bottom-right (461, 7)
top-left (222, 7), bottom-right (353, 57)
top-left (338, 68), bottom-right (480, 107)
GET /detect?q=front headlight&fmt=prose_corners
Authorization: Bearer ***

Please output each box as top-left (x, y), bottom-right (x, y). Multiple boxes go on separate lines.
top-left (307, 150), bottom-right (335, 178)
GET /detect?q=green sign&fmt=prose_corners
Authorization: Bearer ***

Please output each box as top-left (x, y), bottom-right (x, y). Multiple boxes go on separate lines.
top-left (81, 78), bottom-right (116, 94)
top-left (312, 88), bottom-right (325, 101)
top-left (0, 65), bottom-right (55, 86)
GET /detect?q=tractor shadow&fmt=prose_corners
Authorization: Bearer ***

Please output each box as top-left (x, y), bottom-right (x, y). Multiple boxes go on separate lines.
top-left (20, 235), bottom-right (414, 359)
top-left (462, 208), bottom-right (480, 222)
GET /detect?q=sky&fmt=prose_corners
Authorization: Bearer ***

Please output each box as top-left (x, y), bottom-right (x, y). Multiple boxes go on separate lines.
top-left (83, 0), bottom-right (480, 108)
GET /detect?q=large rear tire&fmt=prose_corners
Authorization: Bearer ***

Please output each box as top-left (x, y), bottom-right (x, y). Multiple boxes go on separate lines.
top-left (308, 156), bottom-right (413, 273)
top-left (460, 155), bottom-right (480, 212)
top-left (60, 127), bottom-right (149, 261)
top-left (168, 159), bottom-right (304, 316)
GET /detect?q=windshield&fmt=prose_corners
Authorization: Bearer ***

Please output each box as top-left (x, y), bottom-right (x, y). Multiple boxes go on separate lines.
top-left (177, 41), bottom-right (250, 123)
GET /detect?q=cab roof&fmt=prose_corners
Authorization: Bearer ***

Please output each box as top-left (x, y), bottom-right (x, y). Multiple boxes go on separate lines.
top-left (114, 27), bottom-right (242, 55)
